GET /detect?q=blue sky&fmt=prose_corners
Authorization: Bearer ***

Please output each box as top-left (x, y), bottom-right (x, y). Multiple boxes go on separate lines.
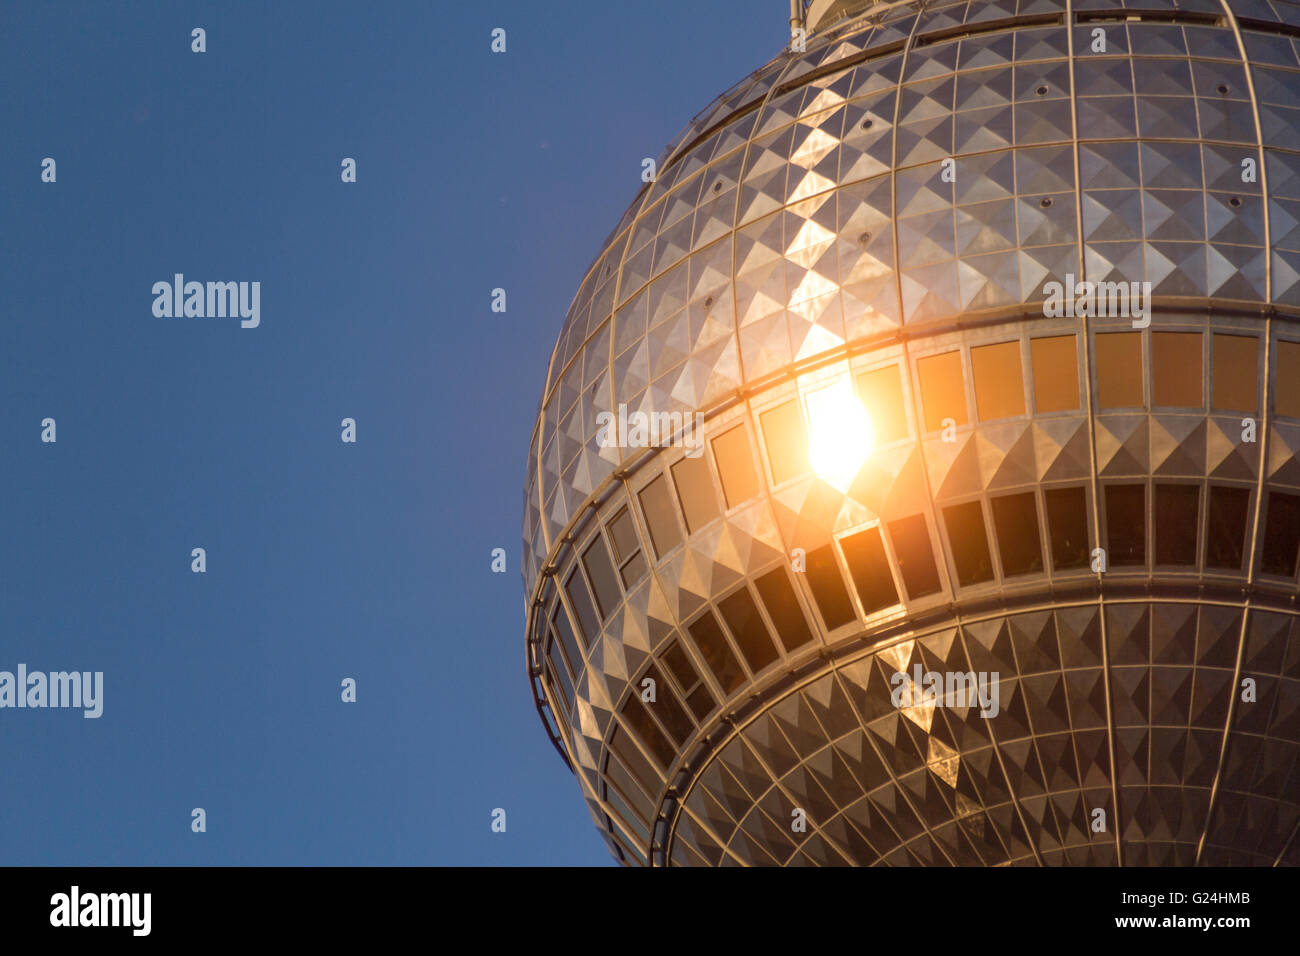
top-left (0, 1), bottom-right (781, 864)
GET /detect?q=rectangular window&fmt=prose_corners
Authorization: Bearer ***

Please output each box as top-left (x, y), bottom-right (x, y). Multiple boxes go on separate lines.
top-left (887, 514), bottom-right (943, 599)
top-left (608, 507), bottom-right (639, 563)
top-left (1106, 484), bottom-right (1147, 567)
top-left (660, 638), bottom-right (715, 720)
top-left (619, 694), bottom-right (676, 769)
top-left (643, 664), bottom-right (694, 747)
top-left (839, 526), bottom-right (899, 614)
top-left (618, 552), bottom-right (646, 589)
top-left (1152, 332), bottom-right (1203, 407)
top-left (942, 501), bottom-right (995, 586)
top-left (638, 475), bottom-right (682, 558)
top-left (607, 507), bottom-right (647, 588)
top-left (1031, 335), bottom-right (1080, 413)
top-left (1154, 484), bottom-right (1199, 566)
top-left (1045, 486), bottom-right (1089, 570)
top-left (671, 454), bottom-right (720, 534)
top-left (719, 587), bottom-right (780, 673)
top-left (805, 544), bottom-right (857, 629)
top-left (684, 685), bottom-right (715, 722)
top-left (547, 650), bottom-right (574, 715)
top-left (917, 350), bottom-right (968, 431)
top-left (712, 425), bottom-right (761, 508)
top-left (582, 535), bottom-right (622, 619)
top-left (760, 400), bottom-right (808, 485)
top-left (1261, 491), bottom-right (1300, 576)
top-left (565, 567), bottom-right (601, 646)
top-left (991, 491), bottom-right (1044, 576)
top-left (1212, 334), bottom-right (1258, 413)
top-left (661, 638), bottom-right (699, 689)
top-left (550, 605), bottom-right (584, 680)
top-left (1095, 332), bottom-right (1143, 409)
top-left (971, 341), bottom-right (1026, 421)
top-left (609, 726), bottom-right (662, 796)
top-left (857, 364), bottom-right (909, 444)
top-left (603, 785), bottom-right (652, 847)
top-left (1206, 485), bottom-right (1249, 570)
top-left (754, 567), bottom-right (814, 651)
top-left (1276, 340), bottom-right (1300, 418)
top-left (603, 753), bottom-right (654, 818)
top-left (688, 610), bottom-right (746, 695)
top-left (604, 739), bottom-right (656, 805)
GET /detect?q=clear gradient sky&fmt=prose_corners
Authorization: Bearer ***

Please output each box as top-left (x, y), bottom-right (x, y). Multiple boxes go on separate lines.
top-left (0, 1), bottom-right (783, 864)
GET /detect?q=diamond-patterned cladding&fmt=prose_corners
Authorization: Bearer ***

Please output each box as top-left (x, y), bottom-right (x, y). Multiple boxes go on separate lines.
top-left (524, 0), bottom-right (1300, 865)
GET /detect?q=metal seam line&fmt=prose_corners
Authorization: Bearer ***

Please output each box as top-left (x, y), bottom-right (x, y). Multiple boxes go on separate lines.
top-left (1195, 0), bottom-right (1276, 866)
top-left (853, 1), bottom-right (964, 867)
top-left (660, 39), bottom-right (812, 866)
top-left (1062, 0), bottom-right (1124, 867)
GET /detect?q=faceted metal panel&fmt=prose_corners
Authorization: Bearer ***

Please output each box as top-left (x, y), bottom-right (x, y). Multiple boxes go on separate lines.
top-left (523, 0), bottom-right (1300, 865)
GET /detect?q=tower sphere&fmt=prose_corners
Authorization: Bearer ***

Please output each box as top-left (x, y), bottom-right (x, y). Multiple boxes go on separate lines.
top-left (523, 0), bottom-right (1300, 866)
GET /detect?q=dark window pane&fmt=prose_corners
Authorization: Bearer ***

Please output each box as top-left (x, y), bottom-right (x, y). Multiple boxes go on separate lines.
top-left (1212, 334), bottom-right (1258, 413)
top-left (603, 750), bottom-right (654, 811)
top-left (1152, 331), bottom-right (1202, 407)
top-left (805, 544), bottom-right (857, 629)
top-left (660, 638), bottom-right (716, 720)
top-left (638, 475), bottom-right (682, 558)
top-left (1106, 484), bottom-right (1147, 567)
top-left (671, 454), bottom-right (720, 534)
top-left (548, 613), bottom-right (579, 681)
top-left (688, 610), bottom-right (746, 695)
top-left (1096, 332), bottom-right (1143, 408)
top-left (917, 350), bottom-right (968, 430)
top-left (857, 364), bottom-right (908, 444)
top-left (550, 606), bottom-right (583, 679)
top-left (991, 492), bottom-right (1043, 576)
top-left (685, 685), bottom-right (716, 721)
top-left (607, 507), bottom-right (640, 563)
top-left (1045, 486), bottom-right (1089, 570)
top-left (887, 514), bottom-right (943, 599)
top-left (971, 341), bottom-right (1026, 420)
top-left (1278, 340), bottom-right (1300, 418)
top-left (547, 650), bottom-right (574, 714)
top-left (565, 568), bottom-right (601, 646)
top-left (942, 501), bottom-right (995, 586)
top-left (719, 587), bottom-right (780, 673)
top-left (1262, 492), bottom-right (1300, 576)
top-left (608, 509), bottom-right (650, 590)
top-left (582, 535), bottom-right (622, 618)
top-left (1031, 335), bottom-right (1080, 413)
top-left (1154, 484), bottom-right (1199, 566)
top-left (660, 638), bottom-right (700, 690)
top-left (603, 785), bottom-right (652, 846)
top-left (643, 664), bottom-right (694, 747)
top-left (609, 726), bottom-right (662, 795)
top-left (712, 426), bottom-right (760, 508)
top-left (619, 551), bottom-right (647, 589)
top-left (760, 400), bottom-right (809, 485)
top-left (619, 694), bottom-right (676, 769)
top-left (755, 567), bottom-right (815, 651)
top-left (1206, 485), bottom-right (1249, 570)
top-left (839, 526), bottom-right (899, 613)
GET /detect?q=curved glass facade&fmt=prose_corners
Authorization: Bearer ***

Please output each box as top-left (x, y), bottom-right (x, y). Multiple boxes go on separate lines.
top-left (523, 0), bottom-right (1300, 865)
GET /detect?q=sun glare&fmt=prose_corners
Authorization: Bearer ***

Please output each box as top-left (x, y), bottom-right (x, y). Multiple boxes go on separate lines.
top-left (805, 375), bottom-right (875, 493)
